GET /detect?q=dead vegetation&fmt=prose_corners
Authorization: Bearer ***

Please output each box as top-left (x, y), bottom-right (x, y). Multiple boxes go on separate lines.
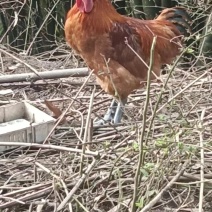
top-left (0, 43), bottom-right (212, 212)
top-left (0, 0), bottom-right (212, 210)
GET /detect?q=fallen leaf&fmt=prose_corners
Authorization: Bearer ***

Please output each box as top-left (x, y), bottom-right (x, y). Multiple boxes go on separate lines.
top-left (44, 100), bottom-right (66, 124)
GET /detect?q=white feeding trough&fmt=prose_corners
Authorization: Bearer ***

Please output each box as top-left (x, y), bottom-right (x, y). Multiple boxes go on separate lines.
top-left (0, 102), bottom-right (56, 152)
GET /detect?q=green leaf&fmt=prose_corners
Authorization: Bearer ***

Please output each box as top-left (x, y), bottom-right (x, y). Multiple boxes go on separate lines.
top-left (146, 189), bottom-right (157, 197)
top-left (186, 48), bottom-right (195, 54)
top-left (136, 196), bottom-right (144, 208)
top-left (140, 168), bottom-right (149, 177)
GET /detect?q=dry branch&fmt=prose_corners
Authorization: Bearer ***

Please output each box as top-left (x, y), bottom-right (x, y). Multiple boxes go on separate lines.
top-left (0, 68), bottom-right (89, 83)
top-left (34, 70), bottom-right (95, 160)
top-left (0, 142), bottom-right (99, 156)
top-left (57, 158), bottom-right (96, 211)
top-left (198, 109), bottom-right (206, 212)
top-left (0, 186), bottom-right (53, 209)
top-left (131, 36), bottom-right (157, 212)
top-left (140, 160), bottom-right (189, 212)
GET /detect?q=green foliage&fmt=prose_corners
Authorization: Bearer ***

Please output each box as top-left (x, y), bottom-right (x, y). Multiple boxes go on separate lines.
top-left (155, 137), bottom-right (169, 148)
top-left (132, 141), bottom-right (139, 151)
top-left (140, 162), bottom-right (155, 176)
top-left (136, 196), bottom-right (145, 208)
top-left (136, 189), bottom-right (157, 208)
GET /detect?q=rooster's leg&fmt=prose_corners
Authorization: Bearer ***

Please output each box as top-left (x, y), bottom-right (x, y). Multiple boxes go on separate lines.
top-left (102, 99), bottom-right (118, 122)
top-left (113, 98), bottom-right (127, 124)
top-left (94, 98), bottom-right (126, 125)
top-left (94, 99), bottom-right (117, 125)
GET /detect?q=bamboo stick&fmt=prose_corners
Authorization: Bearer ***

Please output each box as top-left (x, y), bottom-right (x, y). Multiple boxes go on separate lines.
top-left (0, 68), bottom-right (89, 83)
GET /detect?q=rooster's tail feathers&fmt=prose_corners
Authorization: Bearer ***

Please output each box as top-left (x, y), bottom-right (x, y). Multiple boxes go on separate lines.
top-left (157, 7), bottom-right (192, 36)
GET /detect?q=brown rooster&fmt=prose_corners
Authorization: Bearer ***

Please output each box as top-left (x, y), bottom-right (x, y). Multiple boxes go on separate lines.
top-left (65, 0), bottom-right (191, 124)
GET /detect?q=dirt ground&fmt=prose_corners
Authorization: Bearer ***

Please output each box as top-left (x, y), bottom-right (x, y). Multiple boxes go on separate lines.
top-left (0, 46), bottom-right (212, 212)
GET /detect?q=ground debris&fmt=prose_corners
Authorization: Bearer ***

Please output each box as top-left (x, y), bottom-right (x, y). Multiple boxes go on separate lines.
top-left (0, 48), bottom-right (212, 212)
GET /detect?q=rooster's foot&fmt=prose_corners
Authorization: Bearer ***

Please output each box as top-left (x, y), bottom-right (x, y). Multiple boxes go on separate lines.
top-left (94, 98), bottom-right (127, 126)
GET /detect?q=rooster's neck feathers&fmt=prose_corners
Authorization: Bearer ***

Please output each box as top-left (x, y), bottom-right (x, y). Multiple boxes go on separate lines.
top-left (67, 0), bottom-right (125, 34)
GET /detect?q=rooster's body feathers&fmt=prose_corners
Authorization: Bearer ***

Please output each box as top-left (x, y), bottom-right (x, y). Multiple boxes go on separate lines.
top-left (65, 0), bottom-right (191, 123)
